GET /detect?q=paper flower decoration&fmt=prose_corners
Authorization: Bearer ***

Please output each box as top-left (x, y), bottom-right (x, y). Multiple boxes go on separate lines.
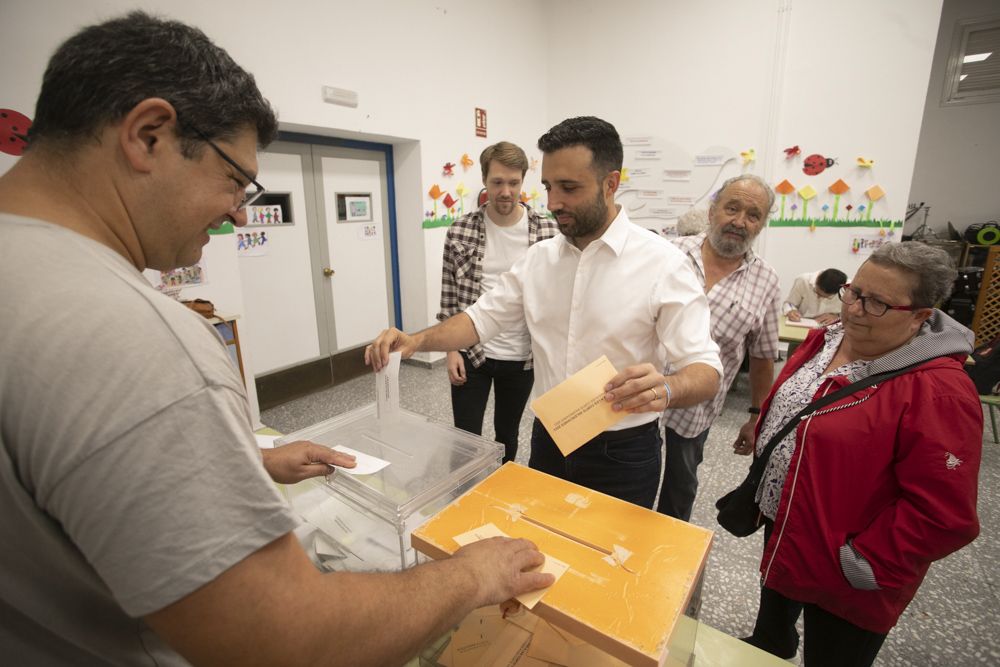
top-left (775, 180), bottom-right (796, 219)
top-left (461, 153), bottom-right (474, 170)
top-left (828, 179), bottom-right (850, 221)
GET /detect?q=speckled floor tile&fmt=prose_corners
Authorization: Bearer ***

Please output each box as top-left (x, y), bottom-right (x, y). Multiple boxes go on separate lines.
top-left (262, 360), bottom-right (1000, 665)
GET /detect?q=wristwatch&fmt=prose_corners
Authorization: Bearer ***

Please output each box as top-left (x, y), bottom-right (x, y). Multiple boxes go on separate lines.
top-left (747, 406), bottom-right (761, 414)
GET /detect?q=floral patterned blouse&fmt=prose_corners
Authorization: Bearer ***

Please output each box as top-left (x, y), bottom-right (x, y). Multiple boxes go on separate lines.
top-left (754, 324), bottom-right (871, 519)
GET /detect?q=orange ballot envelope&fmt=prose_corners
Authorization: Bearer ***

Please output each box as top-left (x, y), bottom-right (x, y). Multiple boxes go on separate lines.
top-left (530, 355), bottom-right (625, 456)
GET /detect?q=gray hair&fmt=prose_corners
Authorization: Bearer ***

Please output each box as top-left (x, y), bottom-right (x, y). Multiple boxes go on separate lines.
top-left (714, 174), bottom-right (776, 218)
top-left (677, 207), bottom-right (709, 235)
top-left (868, 242), bottom-right (957, 307)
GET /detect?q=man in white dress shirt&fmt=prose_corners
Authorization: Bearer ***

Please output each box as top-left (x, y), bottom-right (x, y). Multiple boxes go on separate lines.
top-left (368, 116), bottom-right (721, 507)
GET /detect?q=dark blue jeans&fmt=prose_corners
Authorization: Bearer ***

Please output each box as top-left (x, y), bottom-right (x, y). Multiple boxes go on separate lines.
top-left (745, 520), bottom-right (888, 666)
top-left (657, 426), bottom-right (711, 521)
top-left (528, 418), bottom-right (661, 508)
top-left (451, 352), bottom-right (534, 463)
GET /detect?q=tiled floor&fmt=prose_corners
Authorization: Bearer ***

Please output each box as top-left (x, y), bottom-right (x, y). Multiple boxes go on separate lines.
top-left (263, 360), bottom-right (1000, 666)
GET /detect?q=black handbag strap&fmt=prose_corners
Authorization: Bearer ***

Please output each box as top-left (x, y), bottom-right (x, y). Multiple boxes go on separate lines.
top-left (746, 358), bottom-right (930, 486)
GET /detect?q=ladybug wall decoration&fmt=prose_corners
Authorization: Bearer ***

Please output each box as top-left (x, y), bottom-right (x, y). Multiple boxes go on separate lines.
top-left (802, 153), bottom-right (836, 176)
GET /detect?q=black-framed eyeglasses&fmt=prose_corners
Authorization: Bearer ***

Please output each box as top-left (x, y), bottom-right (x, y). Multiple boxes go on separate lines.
top-left (838, 283), bottom-right (920, 317)
top-left (191, 127), bottom-right (265, 210)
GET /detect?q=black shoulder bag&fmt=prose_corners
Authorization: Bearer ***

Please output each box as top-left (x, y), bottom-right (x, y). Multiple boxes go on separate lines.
top-left (715, 360), bottom-right (927, 537)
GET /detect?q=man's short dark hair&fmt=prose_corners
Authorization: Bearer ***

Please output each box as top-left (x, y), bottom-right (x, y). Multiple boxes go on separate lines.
top-left (27, 11), bottom-right (278, 155)
top-left (817, 268), bottom-right (847, 295)
top-left (537, 116), bottom-right (623, 177)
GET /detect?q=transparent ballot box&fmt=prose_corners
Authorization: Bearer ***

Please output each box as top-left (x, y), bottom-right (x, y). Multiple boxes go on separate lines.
top-left (278, 405), bottom-right (502, 572)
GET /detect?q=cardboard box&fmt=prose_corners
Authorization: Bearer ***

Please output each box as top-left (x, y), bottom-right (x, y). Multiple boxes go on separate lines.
top-left (412, 463), bottom-right (713, 666)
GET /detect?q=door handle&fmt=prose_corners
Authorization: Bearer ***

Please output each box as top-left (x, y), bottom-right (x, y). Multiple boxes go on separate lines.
top-left (323, 268), bottom-right (335, 277)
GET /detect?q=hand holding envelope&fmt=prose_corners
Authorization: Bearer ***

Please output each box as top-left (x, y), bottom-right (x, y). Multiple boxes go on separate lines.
top-left (532, 356), bottom-right (672, 456)
top-left (530, 356), bottom-right (626, 456)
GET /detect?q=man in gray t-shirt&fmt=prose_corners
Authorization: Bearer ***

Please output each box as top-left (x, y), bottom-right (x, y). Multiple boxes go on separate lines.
top-left (0, 12), bottom-right (552, 666)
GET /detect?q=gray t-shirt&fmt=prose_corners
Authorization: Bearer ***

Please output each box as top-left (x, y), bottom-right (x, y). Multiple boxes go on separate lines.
top-left (0, 214), bottom-right (299, 665)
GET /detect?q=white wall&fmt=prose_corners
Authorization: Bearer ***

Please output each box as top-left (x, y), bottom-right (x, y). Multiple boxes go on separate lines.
top-left (1, 0), bottom-right (949, 367)
top-left (909, 0), bottom-right (1000, 237)
top-left (542, 0), bottom-right (944, 295)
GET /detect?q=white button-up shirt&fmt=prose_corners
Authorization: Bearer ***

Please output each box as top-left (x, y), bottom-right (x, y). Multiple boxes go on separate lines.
top-left (466, 207), bottom-right (722, 430)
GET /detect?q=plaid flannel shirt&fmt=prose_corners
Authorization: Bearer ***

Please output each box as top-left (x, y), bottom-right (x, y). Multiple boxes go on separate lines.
top-left (663, 233), bottom-right (782, 437)
top-left (437, 203), bottom-right (558, 369)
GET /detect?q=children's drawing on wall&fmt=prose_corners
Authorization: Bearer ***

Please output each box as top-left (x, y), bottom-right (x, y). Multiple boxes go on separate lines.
top-left (247, 205), bottom-right (286, 226)
top-left (157, 259), bottom-right (208, 295)
top-left (851, 232), bottom-right (891, 256)
top-left (237, 230), bottom-right (269, 257)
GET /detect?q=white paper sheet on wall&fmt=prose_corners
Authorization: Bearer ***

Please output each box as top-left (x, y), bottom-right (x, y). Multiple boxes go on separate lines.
top-left (375, 350), bottom-right (401, 420)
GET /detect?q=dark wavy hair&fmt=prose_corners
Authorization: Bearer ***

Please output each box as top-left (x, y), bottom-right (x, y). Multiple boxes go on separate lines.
top-left (27, 11), bottom-right (277, 156)
top-left (537, 116), bottom-right (623, 177)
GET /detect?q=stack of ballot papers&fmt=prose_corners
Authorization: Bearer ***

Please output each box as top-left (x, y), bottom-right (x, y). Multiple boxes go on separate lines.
top-left (430, 607), bottom-right (628, 667)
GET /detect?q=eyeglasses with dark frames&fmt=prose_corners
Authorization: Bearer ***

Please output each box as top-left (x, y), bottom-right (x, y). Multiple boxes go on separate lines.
top-left (838, 283), bottom-right (920, 317)
top-left (190, 127), bottom-right (265, 210)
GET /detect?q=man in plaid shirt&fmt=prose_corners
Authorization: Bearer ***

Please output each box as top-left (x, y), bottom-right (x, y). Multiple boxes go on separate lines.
top-left (438, 142), bottom-right (558, 462)
top-left (658, 174), bottom-right (783, 521)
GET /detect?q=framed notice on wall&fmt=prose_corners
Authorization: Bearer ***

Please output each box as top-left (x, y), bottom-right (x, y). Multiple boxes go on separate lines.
top-left (336, 193), bottom-right (373, 222)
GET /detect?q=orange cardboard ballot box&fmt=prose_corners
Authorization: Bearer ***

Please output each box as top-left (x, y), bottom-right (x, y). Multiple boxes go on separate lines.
top-left (411, 463), bottom-right (713, 667)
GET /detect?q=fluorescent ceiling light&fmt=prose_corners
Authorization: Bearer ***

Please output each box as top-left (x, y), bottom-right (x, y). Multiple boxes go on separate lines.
top-left (963, 52), bottom-right (992, 63)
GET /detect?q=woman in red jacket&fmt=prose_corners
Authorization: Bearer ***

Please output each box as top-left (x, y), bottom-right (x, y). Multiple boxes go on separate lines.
top-left (740, 242), bottom-right (982, 666)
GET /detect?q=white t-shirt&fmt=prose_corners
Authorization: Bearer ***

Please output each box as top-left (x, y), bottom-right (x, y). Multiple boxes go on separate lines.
top-left (0, 214), bottom-right (298, 666)
top-left (467, 207), bottom-right (722, 430)
top-left (481, 209), bottom-right (531, 361)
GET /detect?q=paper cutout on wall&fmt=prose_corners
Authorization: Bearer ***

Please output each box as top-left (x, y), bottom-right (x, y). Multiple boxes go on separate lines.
top-left (798, 185), bottom-right (817, 228)
top-left (775, 179), bottom-right (795, 220)
top-left (442, 162), bottom-right (455, 177)
top-left (455, 182), bottom-right (468, 216)
top-left (620, 167), bottom-right (630, 182)
top-left (530, 157), bottom-right (539, 171)
top-left (783, 145), bottom-right (801, 159)
top-left (530, 188), bottom-right (541, 209)
top-left (828, 179), bottom-right (850, 221)
top-left (803, 153), bottom-right (836, 176)
top-left (856, 156), bottom-right (874, 168)
top-left (237, 231), bottom-right (269, 256)
top-left (740, 148), bottom-right (756, 165)
top-left (865, 184), bottom-right (886, 232)
top-left (442, 193), bottom-right (457, 216)
top-left (520, 191), bottom-right (530, 204)
top-left (0, 108), bottom-right (31, 156)
top-left (461, 153), bottom-right (474, 170)
top-left (428, 184), bottom-right (443, 219)
top-left (845, 204), bottom-right (854, 221)
top-left (821, 203), bottom-right (830, 219)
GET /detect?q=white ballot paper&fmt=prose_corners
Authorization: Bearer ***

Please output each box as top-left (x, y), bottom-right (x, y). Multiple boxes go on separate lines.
top-left (453, 523), bottom-right (569, 609)
top-left (786, 317), bottom-right (820, 329)
top-left (375, 351), bottom-right (402, 420)
top-left (330, 444), bottom-right (391, 476)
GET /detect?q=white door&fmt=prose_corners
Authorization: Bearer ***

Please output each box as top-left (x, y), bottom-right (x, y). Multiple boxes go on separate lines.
top-left (314, 146), bottom-right (395, 351)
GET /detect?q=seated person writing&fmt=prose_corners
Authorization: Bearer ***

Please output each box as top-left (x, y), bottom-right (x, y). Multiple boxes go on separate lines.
top-left (784, 268), bottom-right (847, 325)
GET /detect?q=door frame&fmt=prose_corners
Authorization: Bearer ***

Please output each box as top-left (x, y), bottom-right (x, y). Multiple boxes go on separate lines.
top-left (279, 131), bottom-right (402, 335)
